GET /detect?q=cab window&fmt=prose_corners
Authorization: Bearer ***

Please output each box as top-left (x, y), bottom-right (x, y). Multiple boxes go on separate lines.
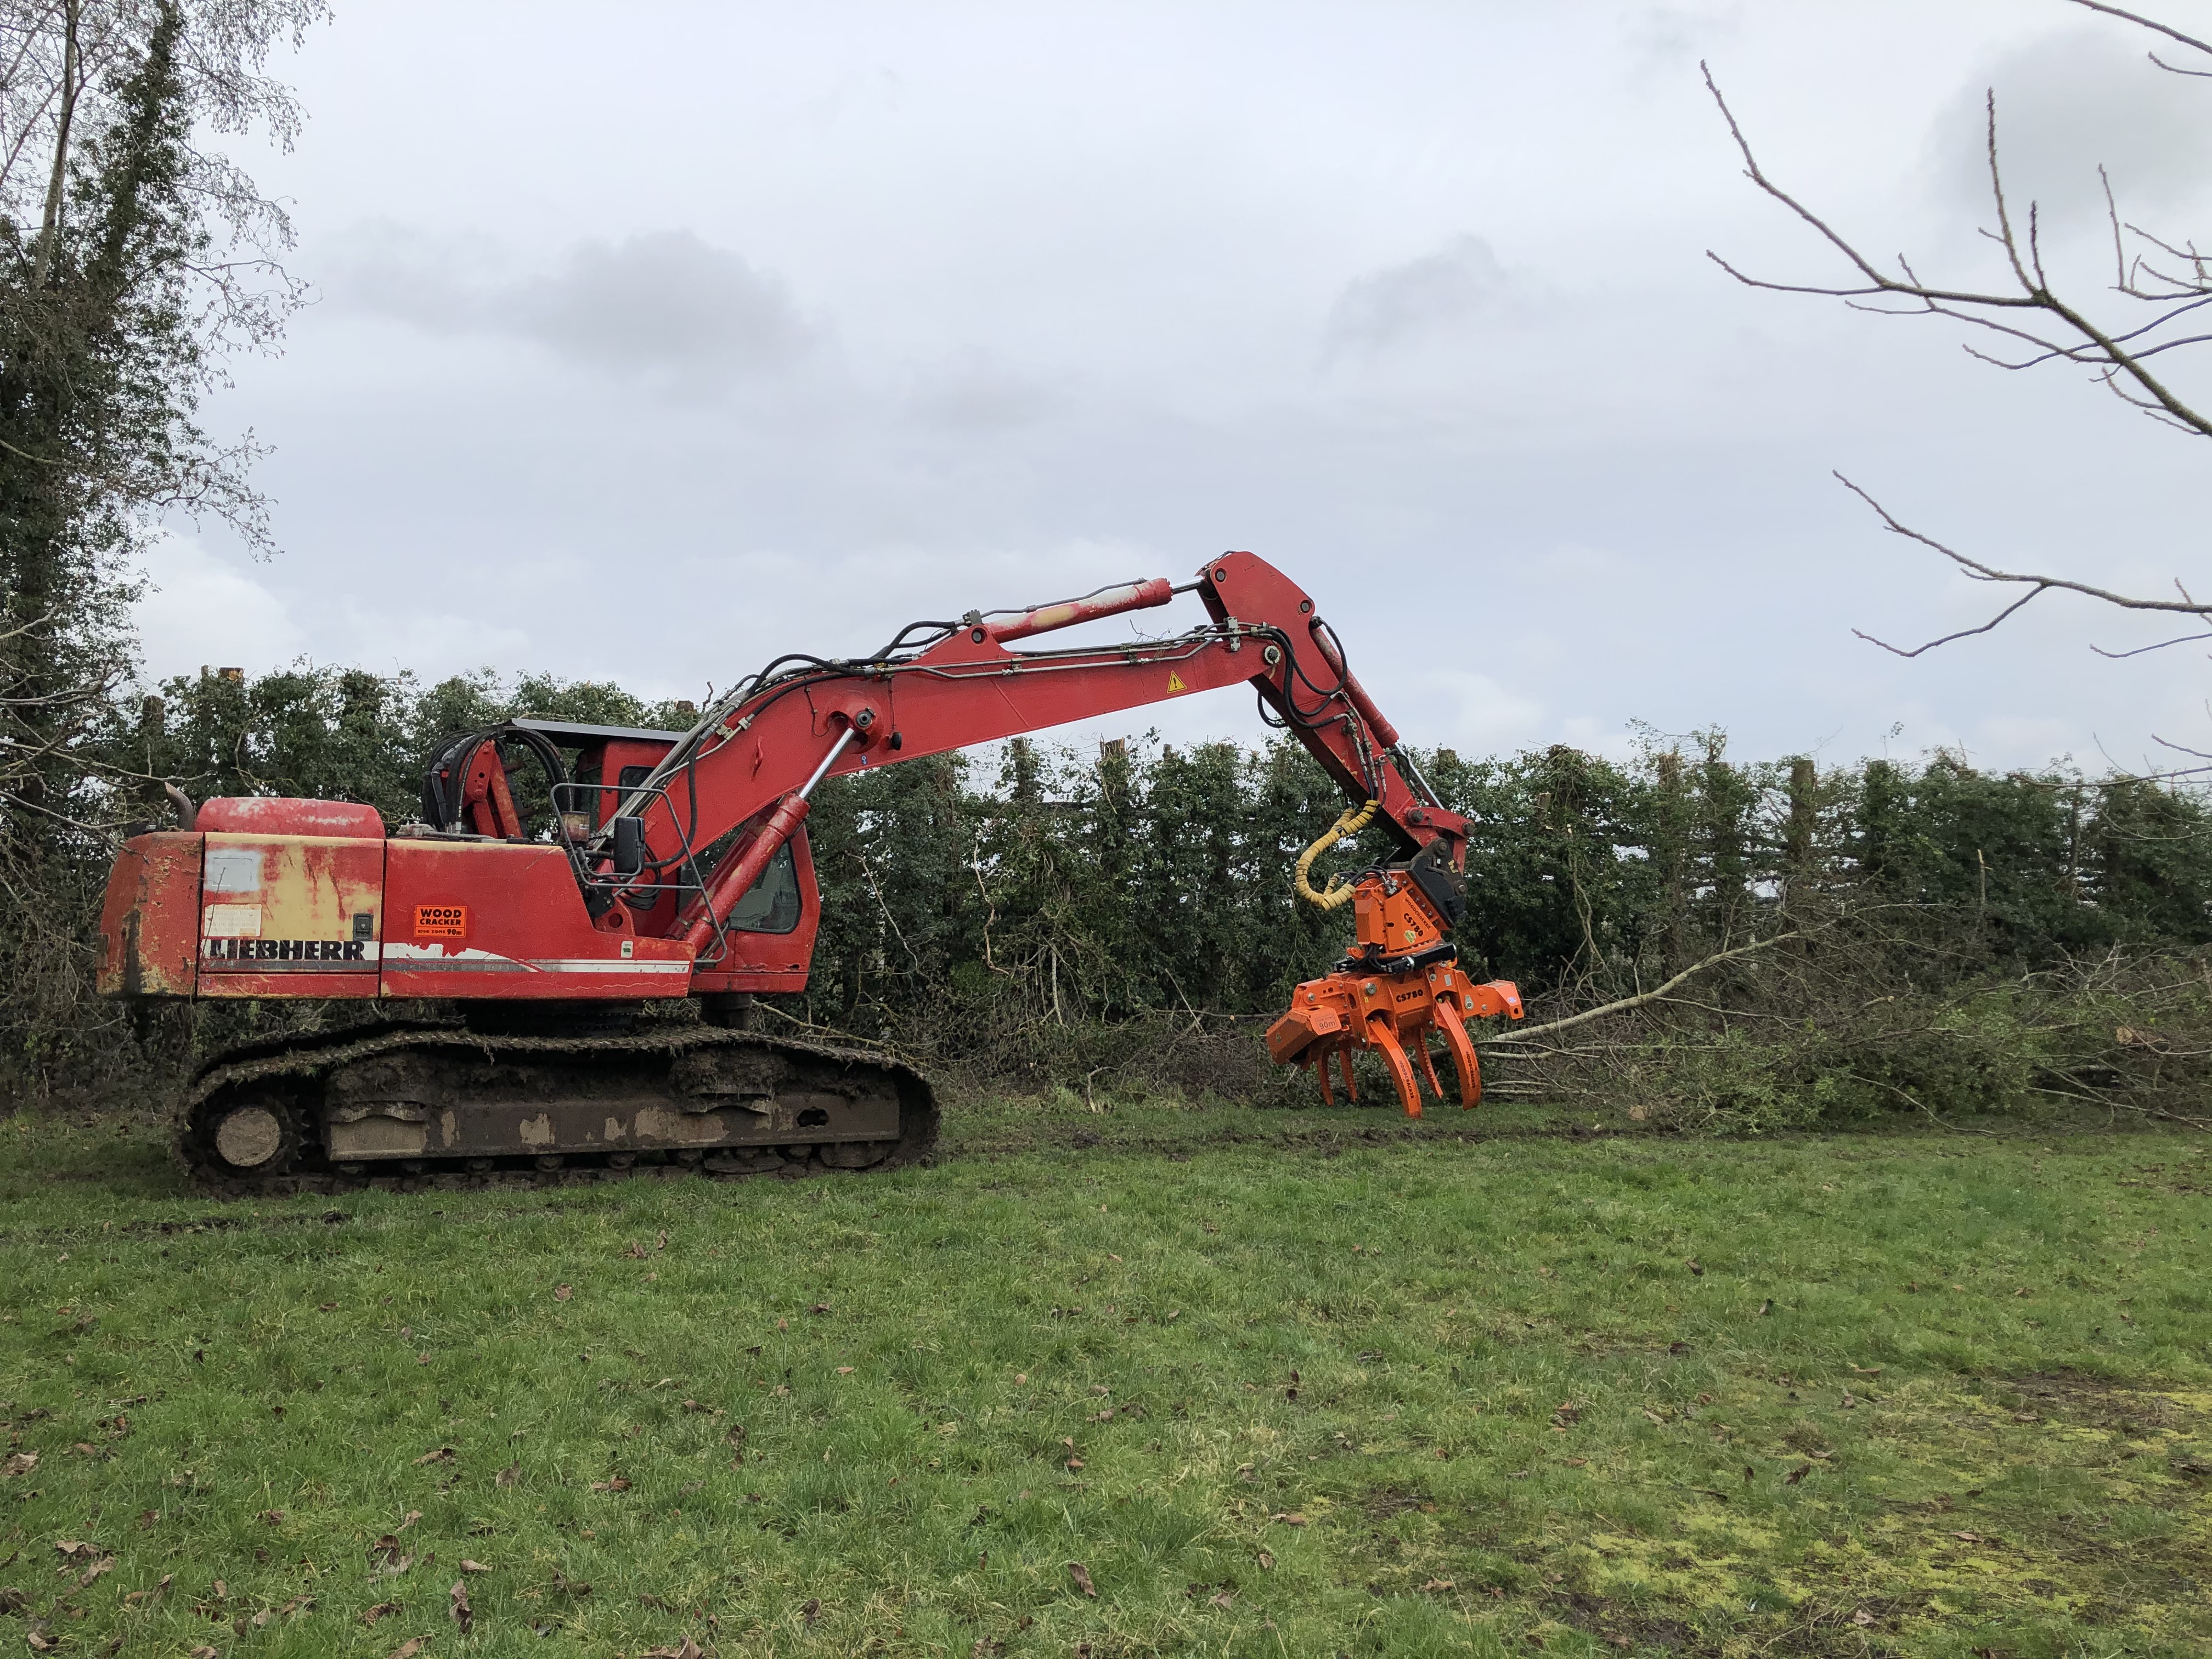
top-left (727, 840), bottom-right (801, 934)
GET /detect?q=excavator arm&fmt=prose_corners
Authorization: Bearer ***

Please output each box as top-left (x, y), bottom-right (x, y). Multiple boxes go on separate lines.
top-left (594, 551), bottom-right (1465, 973)
top-left (561, 549), bottom-right (1523, 1114)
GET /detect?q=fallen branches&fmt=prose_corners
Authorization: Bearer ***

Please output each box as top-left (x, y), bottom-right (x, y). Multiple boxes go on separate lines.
top-left (1481, 932), bottom-right (1803, 1047)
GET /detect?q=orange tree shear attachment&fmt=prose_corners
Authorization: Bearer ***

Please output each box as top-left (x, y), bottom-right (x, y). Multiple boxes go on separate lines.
top-left (1266, 815), bottom-right (1523, 1115)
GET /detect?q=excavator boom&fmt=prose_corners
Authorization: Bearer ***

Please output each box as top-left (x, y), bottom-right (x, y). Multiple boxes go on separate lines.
top-left (590, 552), bottom-right (1461, 988)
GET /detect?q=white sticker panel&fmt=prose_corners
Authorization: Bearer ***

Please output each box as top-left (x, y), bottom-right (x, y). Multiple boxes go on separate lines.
top-left (203, 849), bottom-right (263, 894)
top-left (202, 904), bottom-right (263, 938)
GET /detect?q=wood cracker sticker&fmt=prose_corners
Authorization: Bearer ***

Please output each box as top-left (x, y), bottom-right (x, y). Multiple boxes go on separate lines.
top-left (414, 904), bottom-right (468, 939)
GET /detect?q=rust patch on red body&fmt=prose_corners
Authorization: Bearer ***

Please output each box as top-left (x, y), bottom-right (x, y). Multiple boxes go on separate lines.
top-left (97, 832), bottom-right (204, 998)
top-left (196, 832), bottom-right (385, 1000)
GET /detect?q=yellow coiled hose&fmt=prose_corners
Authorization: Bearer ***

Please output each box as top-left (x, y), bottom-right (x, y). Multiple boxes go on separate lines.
top-left (1293, 799), bottom-right (1379, 910)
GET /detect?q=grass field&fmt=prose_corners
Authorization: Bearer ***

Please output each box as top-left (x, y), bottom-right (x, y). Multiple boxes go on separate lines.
top-left (2, 1093), bottom-right (2209, 1657)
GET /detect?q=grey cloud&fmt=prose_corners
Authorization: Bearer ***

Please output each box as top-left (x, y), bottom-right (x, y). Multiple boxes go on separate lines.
top-left (1322, 235), bottom-right (1509, 359)
top-left (905, 352), bottom-right (1065, 433)
top-left (1625, 3), bottom-right (1743, 73)
top-left (1931, 26), bottom-right (2212, 221)
top-left (337, 225), bottom-right (811, 386)
top-left (506, 232), bottom-right (809, 376)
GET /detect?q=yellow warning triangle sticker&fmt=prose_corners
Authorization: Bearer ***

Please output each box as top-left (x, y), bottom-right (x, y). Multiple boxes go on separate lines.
top-left (1167, 670), bottom-right (1187, 693)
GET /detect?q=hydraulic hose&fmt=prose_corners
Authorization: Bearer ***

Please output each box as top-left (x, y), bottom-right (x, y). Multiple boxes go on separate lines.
top-left (1294, 799), bottom-right (1379, 911)
top-left (420, 723), bottom-right (568, 834)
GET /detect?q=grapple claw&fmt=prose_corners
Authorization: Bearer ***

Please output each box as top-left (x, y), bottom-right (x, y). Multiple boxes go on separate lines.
top-left (1266, 865), bottom-right (1522, 1115)
top-left (1414, 1035), bottom-right (1446, 1103)
top-left (1430, 996), bottom-right (1483, 1108)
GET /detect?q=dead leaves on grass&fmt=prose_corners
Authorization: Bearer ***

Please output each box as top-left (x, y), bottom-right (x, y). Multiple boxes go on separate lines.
top-left (368, 1519), bottom-right (423, 1575)
top-left (52, 1541), bottom-right (116, 1590)
top-left (250, 1594), bottom-right (314, 1628)
top-left (1066, 1561), bottom-right (1097, 1597)
top-left (449, 1578), bottom-right (472, 1634)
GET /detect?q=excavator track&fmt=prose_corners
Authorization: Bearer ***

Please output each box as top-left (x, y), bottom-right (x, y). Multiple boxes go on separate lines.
top-left (176, 1022), bottom-right (937, 1199)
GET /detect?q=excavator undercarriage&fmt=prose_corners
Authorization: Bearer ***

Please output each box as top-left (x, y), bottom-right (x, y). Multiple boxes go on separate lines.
top-left (178, 1018), bottom-right (936, 1197)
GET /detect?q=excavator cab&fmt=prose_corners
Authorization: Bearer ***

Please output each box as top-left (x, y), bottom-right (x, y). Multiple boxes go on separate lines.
top-left (413, 716), bottom-right (828, 999)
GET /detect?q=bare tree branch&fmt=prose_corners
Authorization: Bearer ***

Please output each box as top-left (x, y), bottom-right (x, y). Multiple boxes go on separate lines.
top-left (1833, 475), bottom-right (2212, 656)
top-left (1707, 61), bottom-right (2212, 444)
top-left (2067, 0), bottom-right (2212, 66)
top-left (28, 0), bottom-right (78, 290)
top-left (1708, 16), bottom-right (2212, 664)
top-left (2091, 628), bottom-right (2212, 658)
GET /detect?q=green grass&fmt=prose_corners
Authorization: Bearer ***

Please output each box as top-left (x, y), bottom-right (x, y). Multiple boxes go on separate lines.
top-left (2, 1095), bottom-right (2210, 1657)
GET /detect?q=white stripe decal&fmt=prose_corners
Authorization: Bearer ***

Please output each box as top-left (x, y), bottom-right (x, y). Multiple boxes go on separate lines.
top-left (380, 944), bottom-right (689, 976)
top-left (533, 960), bottom-right (690, 973)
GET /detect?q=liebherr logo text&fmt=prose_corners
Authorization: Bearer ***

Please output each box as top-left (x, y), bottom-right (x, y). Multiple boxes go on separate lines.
top-left (204, 938), bottom-right (370, 962)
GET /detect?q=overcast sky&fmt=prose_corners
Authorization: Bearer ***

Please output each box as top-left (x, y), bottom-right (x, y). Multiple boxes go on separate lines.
top-left (138, 0), bottom-right (2212, 775)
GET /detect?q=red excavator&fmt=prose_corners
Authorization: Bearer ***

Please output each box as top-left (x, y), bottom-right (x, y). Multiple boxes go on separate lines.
top-left (97, 551), bottom-right (1521, 1191)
